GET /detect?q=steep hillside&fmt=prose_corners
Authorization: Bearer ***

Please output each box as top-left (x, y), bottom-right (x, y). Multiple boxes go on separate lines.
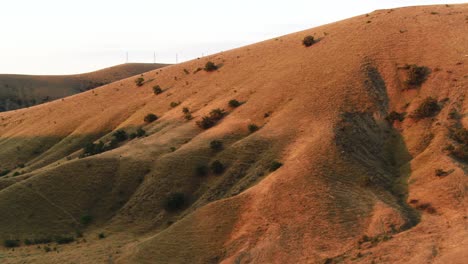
top-left (0, 63), bottom-right (168, 111)
top-left (0, 4), bottom-right (466, 264)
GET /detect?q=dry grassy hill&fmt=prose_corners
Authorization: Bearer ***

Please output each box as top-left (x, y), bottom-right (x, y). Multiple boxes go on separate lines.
top-left (0, 4), bottom-right (466, 264)
top-left (0, 63), bottom-right (168, 112)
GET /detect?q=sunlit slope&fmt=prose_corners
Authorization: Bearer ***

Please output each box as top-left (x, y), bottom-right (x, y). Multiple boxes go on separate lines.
top-left (0, 4), bottom-right (466, 264)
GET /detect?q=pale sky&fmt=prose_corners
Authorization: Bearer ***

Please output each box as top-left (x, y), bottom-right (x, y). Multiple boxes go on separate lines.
top-left (0, 0), bottom-right (462, 75)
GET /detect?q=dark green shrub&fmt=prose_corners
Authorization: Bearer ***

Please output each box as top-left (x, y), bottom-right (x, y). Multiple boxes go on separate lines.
top-left (170, 101), bottom-right (180, 108)
top-left (144, 113), bottom-right (158, 123)
top-left (450, 145), bottom-right (468, 162)
top-left (269, 161), bottom-right (283, 172)
top-left (211, 160), bottom-right (225, 175)
top-left (80, 215), bottom-right (92, 226)
top-left (164, 192), bottom-right (187, 212)
top-left (55, 236), bottom-right (75, 244)
top-left (4, 239), bottom-right (20, 248)
top-left (196, 109), bottom-right (226, 129)
top-left (98, 233), bottom-right (106, 239)
top-left (204, 61), bottom-right (218, 72)
top-left (83, 141), bottom-right (105, 156)
top-left (184, 113), bottom-right (193, 120)
top-left (210, 140), bottom-right (223, 151)
top-left (153, 85), bottom-right (163, 95)
top-left (129, 133), bottom-right (137, 139)
top-left (248, 124), bottom-right (259, 133)
top-left (411, 97), bottom-right (440, 119)
top-left (182, 107), bottom-right (190, 114)
top-left (136, 127), bottom-right (146, 137)
top-left (0, 169), bottom-right (10, 177)
top-left (302, 35), bottom-right (315, 47)
top-left (386, 111), bottom-right (406, 123)
top-left (44, 246), bottom-right (51, 252)
top-left (135, 77), bottom-right (144, 87)
top-left (196, 165), bottom-right (208, 177)
top-left (113, 130), bottom-right (128, 142)
top-left (228, 99), bottom-right (241, 108)
top-left (406, 65), bottom-right (430, 87)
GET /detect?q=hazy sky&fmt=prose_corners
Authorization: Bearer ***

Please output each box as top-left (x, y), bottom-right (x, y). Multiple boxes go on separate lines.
top-left (0, 0), bottom-right (462, 75)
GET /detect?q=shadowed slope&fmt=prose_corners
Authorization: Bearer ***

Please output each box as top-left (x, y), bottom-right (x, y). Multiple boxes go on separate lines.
top-left (0, 63), bottom-right (168, 112)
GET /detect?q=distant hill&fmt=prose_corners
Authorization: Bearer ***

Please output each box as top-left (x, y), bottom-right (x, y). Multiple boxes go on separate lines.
top-left (0, 63), bottom-right (168, 111)
top-left (0, 4), bottom-right (466, 264)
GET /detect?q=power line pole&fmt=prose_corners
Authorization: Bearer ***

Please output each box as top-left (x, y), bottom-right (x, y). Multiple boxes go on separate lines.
top-left (153, 52), bottom-right (156, 64)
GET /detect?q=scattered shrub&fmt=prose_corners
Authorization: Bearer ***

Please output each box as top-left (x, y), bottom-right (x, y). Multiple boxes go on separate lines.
top-left (210, 140), bottom-right (223, 151)
top-left (80, 215), bottom-right (93, 226)
top-left (193, 67), bottom-right (202, 74)
top-left (248, 124), bottom-right (259, 133)
top-left (302, 35), bottom-right (315, 47)
top-left (153, 85), bottom-right (163, 95)
top-left (129, 133), bottom-right (137, 139)
top-left (269, 161), bottom-right (283, 172)
top-left (386, 111), bottom-right (406, 123)
top-left (4, 239), bottom-right (20, 248)
top-left (144, 113), bottom-right (158, 123)
top-left (164, 192), bottom-right (187, 212)
top-left (411, 97), bottom-right (440, 119)
top-left (204, 61), bottom-right (218, 72)
top-left (196, 109), bottom-right (226, 129)
top-left (210, 160), bottom-right (225, 175)
top-left (44, 246), bottom-right (52, 252)
top-left (136, 127), bottom-right (146, 137)
top-left (406, 65), bottom-right (431, 87)
top-left (228, 99), bottom-right (241, 108)
top-left (184, 113), bottom-right (193, 120)
top-left (450, 145), bottom-right (468, 162)
top-left (183, 69), bottom-right (190, 74)
top-left (113, 130), bottom-right (128, 142)
top-left (170, 101), bottom-right (180, 108)
top-left (98, 233), bottom-right (106, 239)
top-left (55, 236), bottom-right (75, 244)
top-left (135, 77), bottom-right (145, 87)
top-left (0, 169), bottom-right (11, 177)
top-left (182, 107), bottom-right (190, 114)
top-left (195, 165), bottom-right (208, 177)
top-left (24, 237), bottom-right (52, 246)
top-left (83, 141), bottom-right (105, 156)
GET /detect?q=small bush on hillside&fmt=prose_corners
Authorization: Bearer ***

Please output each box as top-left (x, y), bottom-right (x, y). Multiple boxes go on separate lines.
top-left (164, 192), bottom-right (187, 212)
top-left (196, 109), bottom-right (226, 129)
top-left (144, 113), bottom-right (158, 123)
top-left (211, 160), bottom-right (225, 175)
top-left (153, 85), bottom-right (163, 95)
top-left (386, 111), bottom-right (406, 123)
top-left (411, 97), bottom-right (440, 119)
top-left (98, 233), bottom-right (106, 239)
top-left (24, 237), bottom-right (53, 246)
top-left (204, 61), bottom-right (218, 72)
top-left (406, 65), bottom-right (431, 87)
top-left (182, 107), bottom-right (190, 114)
top-left (4, 239), bottom-right (20, 248)
top-left (0, 169), bottom-right (10, 177)
top-left (183, 69), bottom-right (190, 75)
top-left (83, 141), bottom-right (105, 156)
top-left (170, 101), bottom-right (180, 108)
top-left (44, 246), bottom-right (52, 252)
top-left (55, 236), bottom-right (75, 244)
top-left (135, 77), bottom-right (145, 87)
top-left (136, 127), bottom-right (146, 137)
top-left (269, 161), bottom-right (283, 172)
top-left (184, 113), bottom-right (193, 120)
top-left (195, 165), bottom-right (208, 177)
top-left (113, 130), bottom-right (128, 142)
top-left (450, 145), bottom-right (468, 162)
top-left (210, 140), bottom-right (223, 151)
top-left (228, 99), bottom-right (241, 108)
top-left (302, 35), bottom-right (315, 47)
top-left (248, 124), bottom-right (259, 133)
top-left (80, 215), bottom-right (93, 226)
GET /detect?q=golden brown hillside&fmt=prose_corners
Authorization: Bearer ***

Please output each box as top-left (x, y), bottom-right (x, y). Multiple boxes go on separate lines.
top-left (0, 63), bottom-right (168, 112)
top-left (0, 4), bottom-right (466, 264)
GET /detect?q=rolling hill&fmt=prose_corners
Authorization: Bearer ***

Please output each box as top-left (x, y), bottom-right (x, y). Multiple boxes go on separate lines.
top-left (0, 4), bottom-right (466, 264)
top-left (0, 63), bottom-right (168, 112)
